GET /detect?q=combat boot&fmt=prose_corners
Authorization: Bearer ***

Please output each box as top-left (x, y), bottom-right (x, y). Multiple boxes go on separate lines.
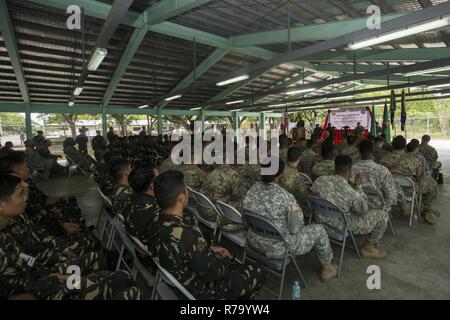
top-left (320, 263), bottom-right (338, 282)
top-left (361, 242), bottom-right (387, 259)
top-left (401, 202), bottom-right (412, 217)
top-left (422, 210), bottom-right (437, 224)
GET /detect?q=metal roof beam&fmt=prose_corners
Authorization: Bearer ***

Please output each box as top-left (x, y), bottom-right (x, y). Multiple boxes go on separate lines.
top-left (158, 47), bottom-right (229, 109)
top-left (230, 13), bottom-right (405, 47)
top-left (102, 0), bottom-right (213, 106)
top-left (0, 0), bottom-right (29, 103)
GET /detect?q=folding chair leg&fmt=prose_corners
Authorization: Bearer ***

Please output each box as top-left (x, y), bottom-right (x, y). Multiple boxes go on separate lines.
top-left (116, 244), bottom-right (125, 271)
top-left (278, 255), bottom-right (289, 300)
top-left (106, 228), bottom-right (117, 250)
top-left (151, 272), bottom-right (160, 300)
top-left (291, 257), bottom-right (307, 288)
top-left (349, 231), bottom-right (361, 259)
top-left (388, 217), bottom-right (396, 237)
top-left (337, 236), bottom-right (347, 278)
top-left (409, 194), bottom-right (415, 226)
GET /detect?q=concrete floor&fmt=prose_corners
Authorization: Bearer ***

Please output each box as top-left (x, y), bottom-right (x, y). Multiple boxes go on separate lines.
top-left (38, 140), bottom-right (450, 300)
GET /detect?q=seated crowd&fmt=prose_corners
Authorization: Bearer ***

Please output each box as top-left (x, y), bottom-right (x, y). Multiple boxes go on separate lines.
top-left (0, 125), bottom-right (443, 300)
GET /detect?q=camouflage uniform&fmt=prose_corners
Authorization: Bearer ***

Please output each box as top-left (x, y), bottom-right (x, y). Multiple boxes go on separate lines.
top-left (299, 148), bottom-right (318, 177)
top-left (243, 182), bottom-right (333, 265)
top-left (5, 214), bottom-right (100, 258)
top-left (178, 164), bottom-right (206, 190)
top-left (337, 144), bottom-right (360, 162)
top-left (121, 193), bottom-right (160, 247)
top-left (111, 185), bottom-right (134, 217)
top-left (0, 231), bottom-right (141, 300)
top-left (311, 160), bottom-right (335, 181)
top-left (200, 166), bottom-right (247, 231)
top-left (418, 143), bottom-right (441, 170)
top-left (351, 160), bottom-right (399, 211)
top-left (147, 214), bottom-right (265, 299)
top-left (100, 175), bottom-right (115, 199)
top-left (381, 151), bottom-right (438, 212)
top-left (239, 163), bottom-right (261, 182)
top-left (312, 175), bottom-right (388, 242)
top-left (158, 157), bottom-right (178, 173)
top-left (277, 162), bottom-right (311, 214)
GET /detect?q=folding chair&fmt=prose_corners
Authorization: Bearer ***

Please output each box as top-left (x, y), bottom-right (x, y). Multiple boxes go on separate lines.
top-left (215, 201), bottom-right (246, 263)
top-left (151, 259), bottom-right (197, 300)
top-left (110, 214), bottom-right (137, 273)
top-left (65, 154), bottom-right (88, 177)
top-left (393, 175), bottom-right (420, 226)
top-left (127, 235), bottom-right (156, 288)
top-left (190, 190), bottom-right (219, 234)
top-left (242, 212), bottom-right (306, 300)
top-left (299, 172), bottom-right (313, 186)
top-left (362, 185), bottom-right (395, 236)
top-left (307, 196), bottom-right (361, 278)
top-left (96, 188), bottom-right (116, 247)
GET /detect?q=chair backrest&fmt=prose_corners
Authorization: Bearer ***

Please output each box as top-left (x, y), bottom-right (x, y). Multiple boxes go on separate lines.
top-left (362, 185), bottom-right (385, 210)
top-left (393, 175), bottom-right (416, 193)
top-left (186, 186), bottom-right (195, 200)
top-left (242, 212), bottom-right (286, 243)
top-left (299, 172), bottom-right (313, 186)
top-left (152, 259), bottom-right (196, 300)
top-left (97, 188), bottom-right (112, 207)
top-left (307, 195), bottom-right (348, 223)
top-left (192, 191), bottom-right (220, 215)
top-left (215, 201), bottom-right (243, 225)
top-left (128, 234), bottom-right (150, 256)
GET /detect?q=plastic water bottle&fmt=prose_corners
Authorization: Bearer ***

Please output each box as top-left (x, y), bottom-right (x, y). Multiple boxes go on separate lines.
top-left (292, 281), bottom-right (301, 300)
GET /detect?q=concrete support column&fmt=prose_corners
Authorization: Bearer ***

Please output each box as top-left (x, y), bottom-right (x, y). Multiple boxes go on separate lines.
top-left (260, 112), bottom-right (266, 140)
top-left (157, 108), bottom-right (163, 136)
top-left (25, 103), bottom-right (32, 139)
top-left (232, 111), bottom-right (239, 140)
top-left (101, 107), bottom-right (107, 137)
top-left (200, 109), bottom-right (206, 132)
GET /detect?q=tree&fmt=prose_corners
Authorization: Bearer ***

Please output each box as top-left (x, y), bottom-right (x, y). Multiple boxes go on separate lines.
top-left (433, 99), bottom-right (449, 136)
top-left (0, 113), bottom-right (25, 135)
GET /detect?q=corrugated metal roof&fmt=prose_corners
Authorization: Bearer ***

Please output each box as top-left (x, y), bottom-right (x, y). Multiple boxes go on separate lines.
top-left (0, 0), bottom-right (448, 111)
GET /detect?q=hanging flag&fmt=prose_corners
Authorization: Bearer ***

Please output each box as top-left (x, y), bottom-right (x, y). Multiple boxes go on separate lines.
top-left (390, 89), bottom-right (396, 129)
top-left (401, 89), bottom-right (407, 131)
top-left (382, 100), bottom-right (391, 142)
top-left (370, 104), bottom-right (377, 136)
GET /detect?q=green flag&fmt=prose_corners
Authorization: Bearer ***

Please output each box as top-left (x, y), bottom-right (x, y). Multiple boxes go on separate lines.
top-left (382, 100), bottom-right (391, 142)
top-left (370, 104), bottom-right (377, 136)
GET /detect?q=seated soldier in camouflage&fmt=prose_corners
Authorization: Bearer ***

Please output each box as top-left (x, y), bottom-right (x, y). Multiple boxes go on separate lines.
top-left (122, 165), bottom-right (160, 246)
top-left (351, 140), bottom-right (399, 214)
top-left (277, 147), bottom-right (311, 215)
top-left (243, 158), bottom-right (337, 282)
top-left (312, 155), bottom-right (389, 259)
top-left (311, 142), bottom-right (336, 181)
top-left (381, 136), bottom-right (439, 224)
top-left (279, 134), bottom-right (289, 162)
top-left (200, 149), bottom-right (247, 232)
top-left (108, 158), bottom-right (133, 217)
top-left (0, 154), bottom-right (100, 255)
top-left (148, 170), bottom-right (265, 299)
top-left (337, 134), bottom-right (360, 162)
top-left (408, 139), bottom-right (432, 176)
top-left (419, 134), bottom-right (442, 173)
top-left (0, 175), bottom-right (142, 300)
top-left (63, 138), bottom-right (95, 173)
top-left (299, 139), bottom-right (319, 177)
top-left (24, 140), bottom-right (53, 180)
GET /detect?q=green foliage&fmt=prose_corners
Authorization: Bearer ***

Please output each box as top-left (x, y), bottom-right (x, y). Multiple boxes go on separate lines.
top-left (0, 113), bottom-right (25, 134)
